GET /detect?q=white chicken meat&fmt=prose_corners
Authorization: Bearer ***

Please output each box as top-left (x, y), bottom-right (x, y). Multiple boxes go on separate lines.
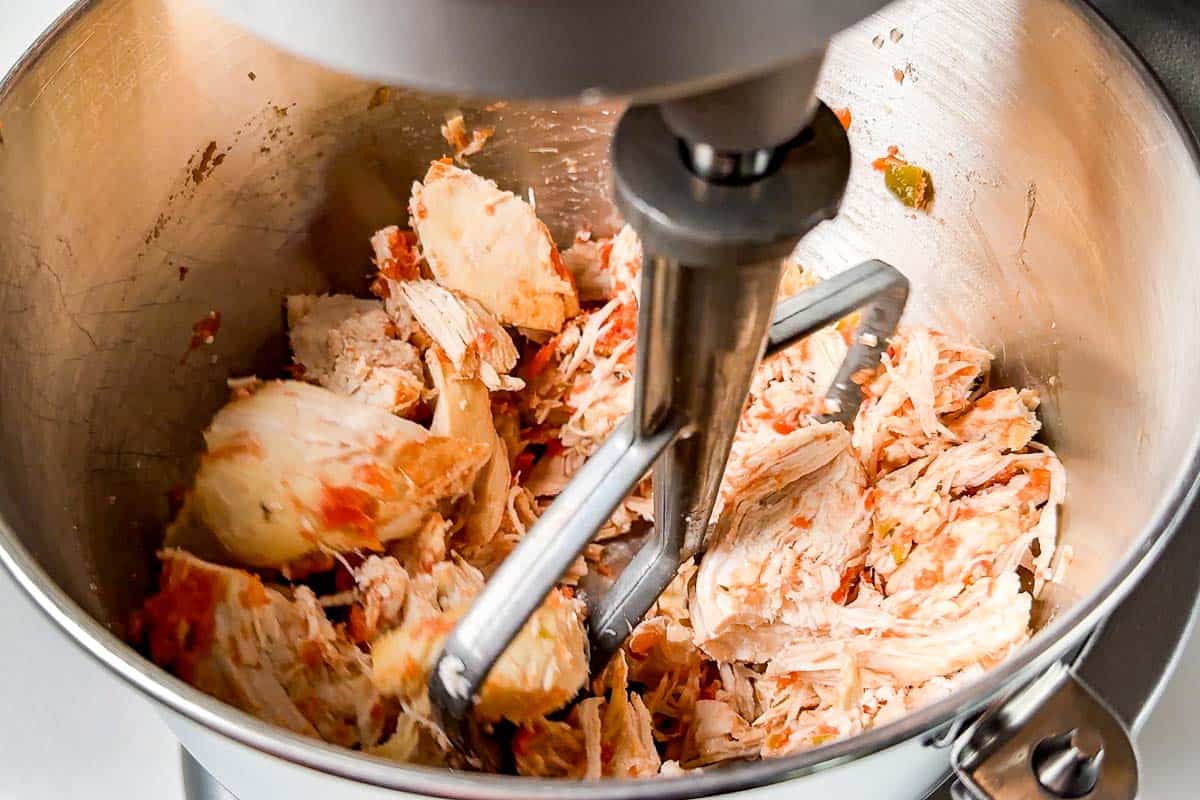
top-left (286, 293), bottom-right (426, 416)
top-left (386, 278), bottom-right (523, 392)
top-left (409, 160), bottom-right (579, 334)
top-left (135, 549), bottom-right (388, 748)
top-left (175, 381), bottom-right (489, 567)
top-left (370, 557), bottom-right (589, 723)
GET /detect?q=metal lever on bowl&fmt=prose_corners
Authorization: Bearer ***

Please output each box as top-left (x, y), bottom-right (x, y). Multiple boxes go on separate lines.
top-left (949, 662), bottom-right (1138, 800)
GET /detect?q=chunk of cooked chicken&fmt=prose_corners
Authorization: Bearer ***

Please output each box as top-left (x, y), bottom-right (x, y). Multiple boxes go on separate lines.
top-left (370, 225), bottom-right (423, 283)
top-left (515, 653), bottom-right (660, 779)
top-left (371, 558), bottom-right (588, 723)
top-left (776, 258), bottom-right (823, 299)
top-left (620, 562), bottom-right (764, 768)
top-left (179, 381), bottom-right (490, 567)
top-left (391, 513), bottom-right (456, 574)
top-left (853, 328), bottom-right (993, 478)
top-left (513, 714), bottom-right (590, 778)
top-left (341, 554), bottom-right (411, 644)
top-left (286, 294), bottom-right (425, 416)
top-left (947, 387), bottom-right (1041, 450)
top-left (558, 224), bottom-right (643, 305)
top-left (606, 224), bottom-right (643, 299)
top-left (426, 349), bottom-right (510, 546)
top-left (409, 161), bottom-right (579, 333)
top-left (754, 573), bottom-right (1031, 756)
top-left (559, 230), bottom-right (615, 304)
top-left (865, 438), bottom-right (1065, 598)
top-left (135, 550), bottom-right (388, 748)
top-left (440, 113), bottom-right (494, 165)
top-left (518, 290), bottom-right (641, 536)
top-left (366, 703), bottom-right (454, 767)
top-left (387, 278), bottom-right (522, 392)
top-left (688, 699), bottom-right (765, 766)
top-left (588, 655), bottom-right (662, 777)
top-left (693, 422), bottom-right (871, 663)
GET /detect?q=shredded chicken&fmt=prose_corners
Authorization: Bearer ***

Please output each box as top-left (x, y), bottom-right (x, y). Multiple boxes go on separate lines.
top-left (285, 294), bottom-right (425, 416)
top-left (691, 318), bottom-right (1063, 759)
top-left (388, 278), bottom-right (523, 392)
top-left (515, 654), bottom-right (661, 778)
top-left (519, 225), bottom-right (645, 537)
top-left (140, 157), bottom-right (1068, 778)
top-left (370, 226), bottom-right (423, 284)
top-left (371, 558), bottom-right (588, 723)
top-left (694, 423), bottom-right (871, 664)
top-left (133, 550), bottom-right (389, 748)
top-left (619, 562), bottom-right (764, 769)
top-left (440, 113), bottom-right (495, 164)
top-left (343, 554), bottom-right (410, 643)
top-left (365, 699), bottom-right (455, 767)
top-left (560, 229), bottom-right (614, 303)
top-left (410, 160), bottom-right (579, 333)
top-left (853, 328), bottom-right (993, 478)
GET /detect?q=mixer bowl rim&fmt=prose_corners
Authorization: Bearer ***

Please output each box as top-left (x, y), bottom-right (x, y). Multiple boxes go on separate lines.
top-left (1, 1), bottom-right (1199, 797)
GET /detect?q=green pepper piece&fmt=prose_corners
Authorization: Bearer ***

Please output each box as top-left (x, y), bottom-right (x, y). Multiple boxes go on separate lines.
top-left (884, 162), bottom-right (933, 210)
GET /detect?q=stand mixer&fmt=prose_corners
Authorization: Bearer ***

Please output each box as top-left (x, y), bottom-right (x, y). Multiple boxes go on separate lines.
top-left (206, 0), bottom-right (910, 736)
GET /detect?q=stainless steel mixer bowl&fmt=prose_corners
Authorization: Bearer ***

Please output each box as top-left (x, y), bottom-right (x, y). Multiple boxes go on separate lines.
top-left (1, 0), bottom-right (1199, 797)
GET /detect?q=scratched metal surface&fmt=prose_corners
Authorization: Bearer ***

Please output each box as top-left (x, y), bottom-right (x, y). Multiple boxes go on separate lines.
top-left (0, 0), bottom-right (621, 631)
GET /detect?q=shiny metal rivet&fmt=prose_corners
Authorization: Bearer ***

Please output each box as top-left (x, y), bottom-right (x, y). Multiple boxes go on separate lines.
top-left (1032, 728), bottom-right (1105, 798)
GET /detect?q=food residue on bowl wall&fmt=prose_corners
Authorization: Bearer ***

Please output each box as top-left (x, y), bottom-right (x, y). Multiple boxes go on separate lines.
top-left (441, 113), bottom-right (495, 165)
top-left (189, 141), bottom-right (225, 185)
top-left (182, 311), bottom-right (221, 362)
top-left (367, 87), bottom-right (391, 110)
top-left (873, 146), bottom-right (933, 210)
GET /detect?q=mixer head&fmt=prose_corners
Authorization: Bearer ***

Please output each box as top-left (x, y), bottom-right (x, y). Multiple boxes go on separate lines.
top-left (203, 0), bottom-right (905, 750)
top-left (203, 1), bottom-right (889, 100)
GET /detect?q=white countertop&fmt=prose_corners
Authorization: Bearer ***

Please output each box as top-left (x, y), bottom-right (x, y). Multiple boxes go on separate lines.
top-left (0, 2), bottom-right (1197, 798)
